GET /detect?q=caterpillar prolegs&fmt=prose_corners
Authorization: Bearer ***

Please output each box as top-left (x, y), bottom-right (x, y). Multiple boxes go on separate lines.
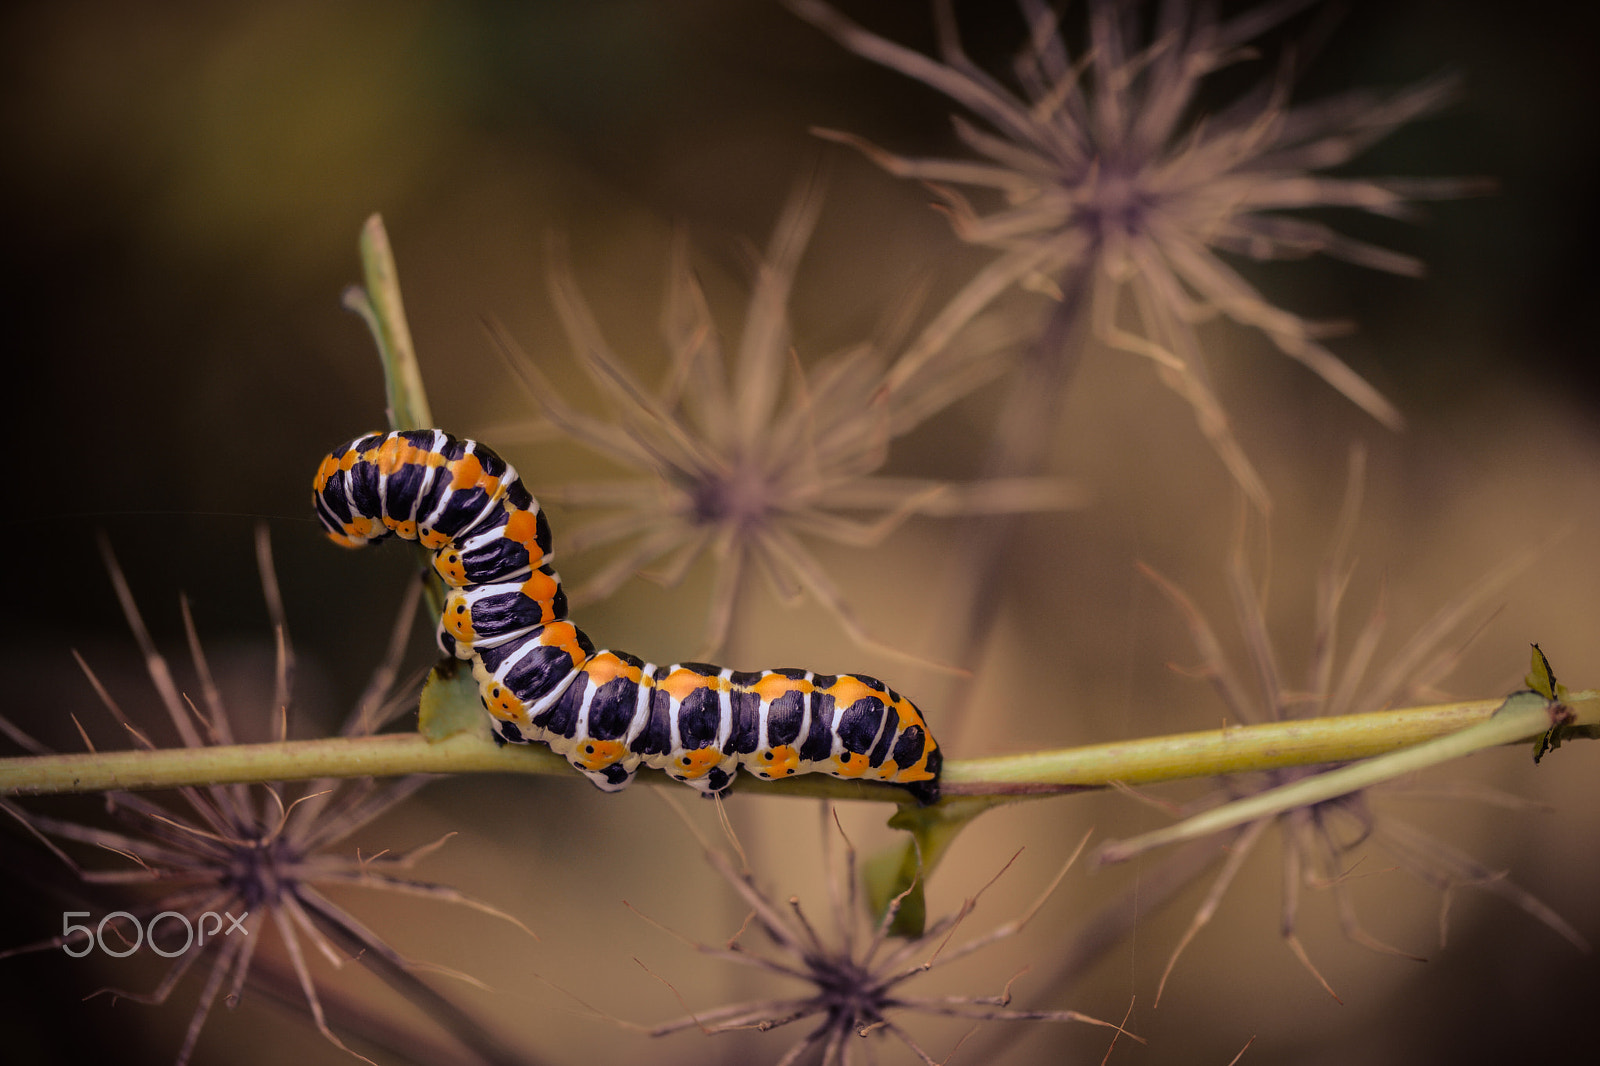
top-left (313, 430), bottom-right (942, 803)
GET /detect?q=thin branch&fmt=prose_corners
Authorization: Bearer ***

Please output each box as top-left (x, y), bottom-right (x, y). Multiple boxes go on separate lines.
top-left (4, 693), bottom-right (1592, 800)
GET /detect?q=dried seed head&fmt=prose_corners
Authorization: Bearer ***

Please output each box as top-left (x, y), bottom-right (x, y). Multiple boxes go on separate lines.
top-left (488, 174), bottom-right (1085, 665)
top-left (2, 530), bottom-right (532, 1065)
top-left (636, 799), bottom-right (1131, 1065)
top-left (791, 0), bottom-right (1481, 511)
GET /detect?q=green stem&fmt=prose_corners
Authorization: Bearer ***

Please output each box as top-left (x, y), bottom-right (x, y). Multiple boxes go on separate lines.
top-left (4, 694), bottom-right (1590, 800)
top-left (1096, 689), bottom-right (1599, 865)
top-left (339, 212), bottom-right (446, 617)
top-left (342, 213), bottom-right (432, 433)
top-left (942, 698), bottom-right (1511, 789)
top-left (1, 732), bottom-right (558, 795)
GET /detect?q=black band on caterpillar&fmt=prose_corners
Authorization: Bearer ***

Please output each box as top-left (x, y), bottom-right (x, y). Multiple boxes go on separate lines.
top-left (314, 429), bottom-right (941, 803)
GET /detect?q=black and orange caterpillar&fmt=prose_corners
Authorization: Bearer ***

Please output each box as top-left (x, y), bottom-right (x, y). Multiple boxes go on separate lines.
top-left (313, 430), bottom-right (941, 802)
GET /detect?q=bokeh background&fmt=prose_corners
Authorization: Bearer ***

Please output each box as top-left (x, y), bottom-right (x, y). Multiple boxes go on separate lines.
top-left (3, 1), bottom-right (1597, 1064)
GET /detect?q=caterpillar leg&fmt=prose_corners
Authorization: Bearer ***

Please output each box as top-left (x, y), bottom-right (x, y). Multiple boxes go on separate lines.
top-left (569, 756), bottom-right (638, 792)
top-left (492, 720), bottom-right (527, 745)
top-left (746, 744), bottom-right (802, 781)
top-left (651, 744), bottom-right (736, 795)
top-left (675, 763), bottom-right (738, 797)
top-left (565, 737), bottom-right (641, 793)
top-left (491, 716), bottom-right (639, 791)
top-left (898, 747), bottom-right (942, 805)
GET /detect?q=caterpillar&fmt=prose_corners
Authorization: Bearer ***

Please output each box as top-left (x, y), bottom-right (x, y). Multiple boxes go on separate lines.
top-left (313, 429), bottom-right (941, 803)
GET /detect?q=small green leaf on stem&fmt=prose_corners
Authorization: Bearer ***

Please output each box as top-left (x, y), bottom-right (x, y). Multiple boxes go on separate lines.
top-left (417, 663), bottom-right (487, 742)
top-left (864, 797), bottom-right (1007, 937)
top-left (1526, 643), bottom-right (1567, 702)
top-left (1526, 645), bottom-right (1596, 762)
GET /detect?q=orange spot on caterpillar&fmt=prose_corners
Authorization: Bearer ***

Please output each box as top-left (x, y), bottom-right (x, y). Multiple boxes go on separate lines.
top-left (449, 453), bottom-right (484, 489)
top-left (890, 746), bottom-right (937, 783)
top-left (504, 507), bottom-right (546, 559)
top-left (442, 592), bottom-right (475, 642)
top-left (576, 738), bottom-right (627, 770)
top-left (520, 570), bottom-right (560, 603)
top-left (480, 680), bottom-right (526, 722)
top-left (373, 435), bottom-right (427, 476)
top-left (831, 750), bottom-right (869, 779)
top-left (747, 672), bottom-right (808, 702)
top-left (583, 653), bottom-right (642, 686)
top-left (822, 675), bottom-right (877, 708)
top-left (449, 452), bottom-right (502, 498)
top-left (539, 622), bottom-right (590, 669)
top-left (347, 515), bottom-right (382, 541)
top-left (760, 744), bottom-right (801, 778)
top-left (434, 549), bottom-right (467, 585)
top-left (674, 748), bottom-right (723, 779)
top-left (313, 453), bottom-right (342, 491)
top-left (658, 667), bottom-right (719, 702)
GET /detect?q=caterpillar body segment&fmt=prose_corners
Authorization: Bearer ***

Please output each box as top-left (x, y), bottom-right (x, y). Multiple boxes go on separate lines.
top-left (313, 430), bottom-right (941, 803)
top-left (432, 499), bottom-right (552, 588)
top-left (489, 658), bottom-right (942, 802)
top-left (439, 565), bottom-right (569, 656)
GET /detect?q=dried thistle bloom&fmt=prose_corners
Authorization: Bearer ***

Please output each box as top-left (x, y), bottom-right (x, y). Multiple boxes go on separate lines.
top-left (1133, 450), bottom-right (1586, 1002)
top-left (790, 0), bottom-right (1474, 510)
top-left (492, 177), bottom-right (1083, 663)
top-left (634, 800), bottom-right (1129, 1065)
top-left (1, 529), bottom-right (532, 1065)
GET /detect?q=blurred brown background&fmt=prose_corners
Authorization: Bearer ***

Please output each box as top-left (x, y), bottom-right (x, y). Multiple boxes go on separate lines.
top-left (2, 2), bottom-right (1597, 1064)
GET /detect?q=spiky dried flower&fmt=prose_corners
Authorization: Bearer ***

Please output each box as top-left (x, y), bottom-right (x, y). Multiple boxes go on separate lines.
top-left (790, 0), bottom-right (1475, 509)
top-left (633, 800), bottom-right (1130, 1065)
top-left (491, 177), bottom-right (1083, 664)
top-left (1, 529), bottom-right (533, 1065)
top-left (1132, 450), bottom-right (1586, 1001)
